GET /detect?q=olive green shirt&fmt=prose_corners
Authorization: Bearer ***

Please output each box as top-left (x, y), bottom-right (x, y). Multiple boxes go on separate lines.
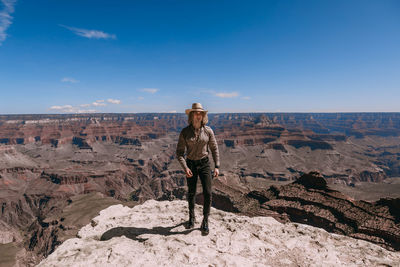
top-left (176, 125), bottom-right (220, 170)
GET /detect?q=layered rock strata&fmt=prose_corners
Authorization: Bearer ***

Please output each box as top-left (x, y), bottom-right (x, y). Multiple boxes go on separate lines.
top-left (1, 112), bottom-right (400, 265)
top-left (245, 172), bottom-right (400, 251)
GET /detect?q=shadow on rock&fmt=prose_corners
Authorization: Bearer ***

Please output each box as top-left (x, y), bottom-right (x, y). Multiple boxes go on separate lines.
top-left (294, 171), bottom-right (328, 190)
top-left (100, 222), bottom-right (195, 242)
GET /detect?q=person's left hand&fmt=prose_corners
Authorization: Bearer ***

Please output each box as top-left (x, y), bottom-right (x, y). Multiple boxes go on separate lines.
top-left (213, 168), bottom-right (219, 178)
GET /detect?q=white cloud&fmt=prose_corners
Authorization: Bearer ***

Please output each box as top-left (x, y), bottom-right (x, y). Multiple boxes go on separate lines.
top-left (242, 96), bottom-right (251, 100)
top-left (50, 98), bottom-right (123, 113)
top-left (60, 24), bottom-right (116, 39)
top-left (50, 105), bottom-right (73, 111)
top-left (80, 99), bottom-right (121, 107)
top-left (140, 88), bottom-right (158, 94)
top-left (92, 100), bottom-right (106, 107)
top-left (61, 77), bottom-right (79, 83)
top-left (107, 98), bottom-right (121, 104)
top-left (49, 105), bottom-right (97, 113)
top-left (0, 0), bottom-right (17, 45)
top-left (137, 96), bottom-right (144, 100)
top-left (215, 92), bottom-right (239, 98)
top-left (198, 89), bottom-right (240, 99)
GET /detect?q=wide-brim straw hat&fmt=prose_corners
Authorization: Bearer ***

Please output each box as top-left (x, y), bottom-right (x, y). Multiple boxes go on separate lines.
top-left (185, 103), bottom-right (208, 115)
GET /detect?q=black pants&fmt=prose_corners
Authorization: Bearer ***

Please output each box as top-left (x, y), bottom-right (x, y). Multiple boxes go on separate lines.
top-left (186, 157), bottom-right (212, 218)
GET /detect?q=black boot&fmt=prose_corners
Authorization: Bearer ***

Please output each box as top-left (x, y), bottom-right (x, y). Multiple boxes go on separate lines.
top-left (200, 217), bottom-right (209, 235)
top-left (186, 210), bottom-right (195, 229)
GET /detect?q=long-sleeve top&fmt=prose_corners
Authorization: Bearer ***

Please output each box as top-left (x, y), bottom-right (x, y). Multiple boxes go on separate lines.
top-left (176, 124), bottom-right (220, 170)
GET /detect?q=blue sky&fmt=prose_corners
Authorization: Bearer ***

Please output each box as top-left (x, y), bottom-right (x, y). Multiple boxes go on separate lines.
top-left (0, 0), bottom-right (399, 114)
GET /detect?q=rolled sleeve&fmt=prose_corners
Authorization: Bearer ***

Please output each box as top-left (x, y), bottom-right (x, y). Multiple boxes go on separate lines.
top-left (208, 127), bottom-right (220, 168)
top-left (176, 131), bottom-right (188, 170)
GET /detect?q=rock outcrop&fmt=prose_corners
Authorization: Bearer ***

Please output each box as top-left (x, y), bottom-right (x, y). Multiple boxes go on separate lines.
top-left (37, 200), bottom-right (400, 267)
top-left (247, 172), bottom-right (400, 251)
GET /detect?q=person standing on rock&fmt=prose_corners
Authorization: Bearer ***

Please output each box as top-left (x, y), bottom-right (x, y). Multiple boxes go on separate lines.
top-left (176, 103), bottom-right (220, 235)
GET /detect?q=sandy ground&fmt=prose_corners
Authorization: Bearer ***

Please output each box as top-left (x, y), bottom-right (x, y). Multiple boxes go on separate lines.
top-left (38, 200), bottom-right (400, 267)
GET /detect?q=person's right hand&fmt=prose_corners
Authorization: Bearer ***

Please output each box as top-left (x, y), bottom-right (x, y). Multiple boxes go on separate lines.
top-left (185, 168), bottom-right (193, 178)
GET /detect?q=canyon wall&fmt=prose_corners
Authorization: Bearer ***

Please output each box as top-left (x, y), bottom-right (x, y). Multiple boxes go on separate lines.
top-left (1, 112), bottom-right (400, 265)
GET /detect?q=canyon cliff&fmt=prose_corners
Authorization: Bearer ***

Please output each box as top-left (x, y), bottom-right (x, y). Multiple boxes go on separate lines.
top-left (0, 112), bottom-right (400, 265)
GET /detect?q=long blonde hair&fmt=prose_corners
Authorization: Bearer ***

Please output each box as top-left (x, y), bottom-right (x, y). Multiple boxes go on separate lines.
top-left (188, 111), bottom-right (208, 126)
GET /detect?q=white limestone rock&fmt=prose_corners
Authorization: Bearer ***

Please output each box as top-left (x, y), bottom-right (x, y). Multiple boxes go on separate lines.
top-left (38, 200), bottom-right (400, 267)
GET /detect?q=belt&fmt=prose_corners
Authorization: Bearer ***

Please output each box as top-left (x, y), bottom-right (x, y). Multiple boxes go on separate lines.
top-left (187, 157), bottom-right (209, 165)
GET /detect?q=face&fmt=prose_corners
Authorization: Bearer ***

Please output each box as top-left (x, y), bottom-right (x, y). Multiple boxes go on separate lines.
top-left (194, 111), bottom-right (204, 122)
top-left (193, 111), bottom-right (203, 121)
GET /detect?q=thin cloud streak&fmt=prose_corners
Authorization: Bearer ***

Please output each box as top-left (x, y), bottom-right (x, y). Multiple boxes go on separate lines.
top-left (50, 105), bottom-right (73, 110)
top-left (140, 88), bottom-right (158, 94)
top-left (49, 105), bottom-right (97, 113)
top-left (215, 92), bottom-right (239, 98)
top-left (0, 0), bottom-right (17, 45)
top-left (60, 24), bottom-right (116, 39)
top-left (196, 88), bottom-right (240, 99)
top-left (61, 77), bottom-right (79, 83)
top-left (79, 99), bottom-right (121, 108)
top-left (56, 99), bottom-right (122, 113)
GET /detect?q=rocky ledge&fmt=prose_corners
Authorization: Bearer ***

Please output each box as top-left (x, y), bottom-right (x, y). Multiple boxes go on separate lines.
top-left (37, 200), bottom-right (400, 267)
top-left (246, 172), bottom-right (400, 251)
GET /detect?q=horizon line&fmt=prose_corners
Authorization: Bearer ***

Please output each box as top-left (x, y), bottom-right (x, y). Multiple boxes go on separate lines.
top-left (1, 111), bottom-right (400, 117)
